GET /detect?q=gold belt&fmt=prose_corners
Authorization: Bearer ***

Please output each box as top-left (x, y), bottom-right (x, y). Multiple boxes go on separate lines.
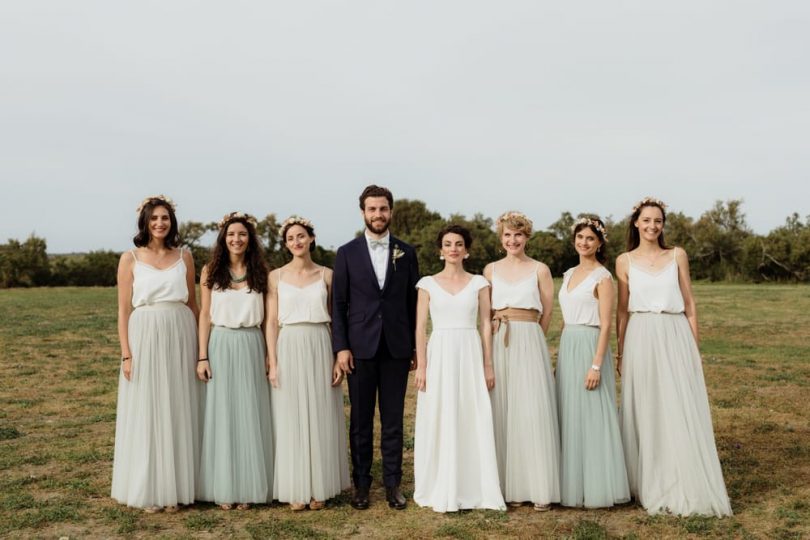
top-left (492, 308), bottom-right (541, 348)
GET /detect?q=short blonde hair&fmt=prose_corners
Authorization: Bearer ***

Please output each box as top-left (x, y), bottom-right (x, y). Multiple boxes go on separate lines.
top-left (496, 210), bottom-right (533, 237)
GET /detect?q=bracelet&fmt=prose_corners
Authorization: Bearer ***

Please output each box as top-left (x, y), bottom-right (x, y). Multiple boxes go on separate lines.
top-left (197, 358), bottom-right (209, 363)
top-left (121, 356), bottom-right (131, 362)
top-left (591, 364), bottom-right (601, 372)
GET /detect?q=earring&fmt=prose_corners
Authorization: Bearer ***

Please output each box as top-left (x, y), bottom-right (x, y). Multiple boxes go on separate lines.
top-left (439, 255), bottom-right (445, 260)
top-left (464, 254), bottom-right (470, 259)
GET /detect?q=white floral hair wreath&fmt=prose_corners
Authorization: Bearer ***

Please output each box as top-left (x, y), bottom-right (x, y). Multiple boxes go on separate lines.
top-left (632, 196), bottom-right (667, 213)
top-left (572, 217), bottom-right (608, 242)
top-left (136, 194), bottom-right (176, 215)
top-left (497, 210), bottom-right (534, 230)
top-left (217, 211), bottom-right (258, 230)
top-left (280, 215), bottom-right (315, 235)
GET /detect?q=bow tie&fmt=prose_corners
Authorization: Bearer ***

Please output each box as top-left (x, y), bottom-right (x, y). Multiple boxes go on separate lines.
top-left (369, 239), bottom-right (388, 250)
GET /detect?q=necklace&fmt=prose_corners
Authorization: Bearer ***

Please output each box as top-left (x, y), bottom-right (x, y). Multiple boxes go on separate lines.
top-left (229, 269), bottom-right (247, 283)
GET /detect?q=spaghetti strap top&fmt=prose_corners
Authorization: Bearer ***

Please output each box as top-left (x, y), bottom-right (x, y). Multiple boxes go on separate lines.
top-left (490, 263), bottom-right (543, 312)
top-left (627, 250), bottom-right (685, 314)
top-left (277, 267), bottom-right (331, 325)
top-left (210, 286), bottom-right (264, 328)
top-left (130, 248), bottom-right (189, 307)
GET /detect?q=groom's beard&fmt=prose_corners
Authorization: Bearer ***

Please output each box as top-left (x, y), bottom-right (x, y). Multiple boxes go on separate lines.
top-left (365, 217), bottom-right (390, 235)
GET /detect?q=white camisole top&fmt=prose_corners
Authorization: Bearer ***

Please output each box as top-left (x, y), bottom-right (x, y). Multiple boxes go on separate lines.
top-left (627, 251), bottom-right (685, 314)
top-left (490, 263), bottom-right (543, 312)
top-left (211, 286), bottom-right (264, 328)
top-left (277, 268), bottom-right (331, 325)
top-left (130, 249), bottom-right (188, 308)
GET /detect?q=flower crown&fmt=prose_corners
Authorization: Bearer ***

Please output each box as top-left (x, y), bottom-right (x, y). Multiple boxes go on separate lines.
top-left (572, 217), bottom-right (608, 241)
top-left (280, 215), bottom-right (314, 234)
top-left (218, 211), bottom-right (258, 230)
top-left (136, 194), bottom-right (176, 215)
top-left (497, 210), bottom-right (534, 229)
top-left (632, 196), bottom-right (667, 213)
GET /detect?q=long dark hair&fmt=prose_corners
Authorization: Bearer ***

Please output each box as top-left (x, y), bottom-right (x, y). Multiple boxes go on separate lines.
top-left (133, 198), bottom-right (180, 248)
top-left (573, 217), bottom-right (608, 264)
top-left (205, 215), bottom-right (268, 293)
top-left (626, 198), bottom-right (669, 251)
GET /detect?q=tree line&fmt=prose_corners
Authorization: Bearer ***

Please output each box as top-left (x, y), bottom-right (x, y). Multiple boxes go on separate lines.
top-left (2, 199), bottom-right (809, 288)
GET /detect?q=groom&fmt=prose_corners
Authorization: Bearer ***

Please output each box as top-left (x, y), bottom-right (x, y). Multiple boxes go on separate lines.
top-left (332, 185), bottom-right (419, 510)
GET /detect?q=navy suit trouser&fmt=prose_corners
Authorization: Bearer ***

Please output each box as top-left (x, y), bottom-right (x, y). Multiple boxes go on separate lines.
top-left (347, 335), bottom-right (411, 489)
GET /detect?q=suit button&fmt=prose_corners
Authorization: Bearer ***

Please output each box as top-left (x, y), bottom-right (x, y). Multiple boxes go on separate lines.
top-left (377, 314), bottom-right (382, 319)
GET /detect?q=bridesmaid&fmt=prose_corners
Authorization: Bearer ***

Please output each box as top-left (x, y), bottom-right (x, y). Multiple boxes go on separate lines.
top-left (413, 225), bottom-right (505, 513)
top-left (196, 212), bottom-right (273, 510)
top-left (266, 216), bottom-right (350, 511)
top-left (112, 195), bottom-right (202, 513)
top-left (483, 211), bottom-right (560, 511)
top-left (556, 216), bottom-right (630, 508)
top-left (616, 197), bottom-right (732, 517)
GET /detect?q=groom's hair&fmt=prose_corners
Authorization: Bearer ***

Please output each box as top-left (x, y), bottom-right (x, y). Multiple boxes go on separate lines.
top-left (359, 185), bottom-right (394, 210)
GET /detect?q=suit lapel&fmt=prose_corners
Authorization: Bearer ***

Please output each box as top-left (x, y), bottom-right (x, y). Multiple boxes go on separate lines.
top-left (381, 235), bottom-right (397, 293)
top-left (353, 236), bottom-right (380, 291)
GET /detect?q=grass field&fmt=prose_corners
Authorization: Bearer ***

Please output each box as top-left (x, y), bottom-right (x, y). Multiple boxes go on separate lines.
top-left (1, 283), bottom-right (809, 539)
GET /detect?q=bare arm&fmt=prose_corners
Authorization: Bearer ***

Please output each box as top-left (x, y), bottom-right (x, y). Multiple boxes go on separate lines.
top-left (537, 263), bottom-right (554, 334)
top-left (615, 253), bottom-right (630, 375)
top-left (414, 288), bottom-right (429, 392)
top-left (675, 247), bottom-right (700, 345)
top-left (196, 266), bottom-right (212, 382)
top-left (183, 248), bottom-right (199, 320)
top-left (479, 285), bottom-right (495, 391)
top-left (586, 274), bottom-right (614, 390)
top-left (324, 268), bottom-right (343, 387)
top-left (117, 252), bottom-right (134, 381)
top-left (265, 270), bottom-right (280, 387)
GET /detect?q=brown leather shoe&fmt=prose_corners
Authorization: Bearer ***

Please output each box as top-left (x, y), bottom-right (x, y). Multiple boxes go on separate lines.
top-left (385, 486), bottom-right (407, 510)
top-left (351, 486), bottom-right (370, 510)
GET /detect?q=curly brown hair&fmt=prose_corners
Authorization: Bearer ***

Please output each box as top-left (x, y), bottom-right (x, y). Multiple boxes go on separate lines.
top-left (205, 216), bottom-right (268, 293)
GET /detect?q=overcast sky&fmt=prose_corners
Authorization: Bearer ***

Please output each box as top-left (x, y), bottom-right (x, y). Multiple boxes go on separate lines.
top-left (2, 1), bottom-right (808, 253)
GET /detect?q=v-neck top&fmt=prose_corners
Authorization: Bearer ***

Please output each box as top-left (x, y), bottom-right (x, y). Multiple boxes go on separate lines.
top-left (416, 275), bottom-right (489, 330)
top-left (559, 266), bottom-right (612, 326)
top-left (277, 268), bottom-right (331, 325)
top-left (130, 249), bottom-right (188, 308)
top-left (490, 263), bottom-right (543, 312)
top-left (627, 252), bottom-right (685, 314)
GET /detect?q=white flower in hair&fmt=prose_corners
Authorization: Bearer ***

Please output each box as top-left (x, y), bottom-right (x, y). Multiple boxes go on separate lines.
top-left (136, 194), bottom-right (176, 214)
top-left (218, 211), bottom-right (258, 229)
top-left (571, 217), bottom-right (608, 242)
top-left (280, 215), bottom-right (315, 232)
top-left (632, 196), bottom-right (667, 213)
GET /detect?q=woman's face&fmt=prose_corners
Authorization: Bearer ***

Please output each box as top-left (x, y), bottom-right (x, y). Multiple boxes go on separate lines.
top-left (574, 227), bottom-right (601, 258)
top-left (148, 205), bottom-right (172, 241)
top-left (501, 227), bottom-right (527, 256)
top-left (285, 224), bottom-right (313, 256)
top-left (225, 222), bottom-right (249, 256)
top-left (634, 206), bottom-right (664, 242)
top-left (440, 232), bottom-right (467, 263)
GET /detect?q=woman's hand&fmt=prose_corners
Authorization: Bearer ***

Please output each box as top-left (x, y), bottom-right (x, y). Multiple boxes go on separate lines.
top-left (331, 361), bottom-right (344, 387)
top-left (122, 358), bottom-right (132, 381)
top-left (585, 366), bottom-right (601, 390)
top-left (196, 360), bottom-right (211, 382)
top-left (268, 364), bottom-right (279, 388)
top-left (415, 366), bottom-right (427, 392)
top-left (484, 363), bottom-right (495, 391)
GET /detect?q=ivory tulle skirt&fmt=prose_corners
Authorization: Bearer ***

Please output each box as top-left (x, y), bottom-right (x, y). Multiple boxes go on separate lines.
top-left (621, 312), bottom-right (732, 517)
top-left (197, 326), bottom-right (274, 504)
top-left (271, 323), bottom-right (350, 503)
top-left (556, 324), bottom-right (630, 508)
top-left (490, 321), bottom-right (560, 504)
top-left (111, 302), bottom-right (203, 508)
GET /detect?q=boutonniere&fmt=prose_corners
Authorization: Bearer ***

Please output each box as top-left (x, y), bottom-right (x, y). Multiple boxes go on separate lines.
top-left (392, 245), bottom-right (405, 270)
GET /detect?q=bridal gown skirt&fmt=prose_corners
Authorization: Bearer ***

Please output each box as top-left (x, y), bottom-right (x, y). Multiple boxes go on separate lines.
top-left (414, 328), bottom-right (505, 512)
top-left (621, 312), bottom-right (732, 517)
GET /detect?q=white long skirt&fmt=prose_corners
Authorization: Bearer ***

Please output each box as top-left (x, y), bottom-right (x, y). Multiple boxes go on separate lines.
top-left (621, 312), bottom-right (732, 517)
top-left (111, 302), bottom-right (202, 508)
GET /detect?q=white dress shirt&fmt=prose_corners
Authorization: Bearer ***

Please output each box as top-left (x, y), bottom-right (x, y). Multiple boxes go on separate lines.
top-left (365, 231), bottom-right (390, 289)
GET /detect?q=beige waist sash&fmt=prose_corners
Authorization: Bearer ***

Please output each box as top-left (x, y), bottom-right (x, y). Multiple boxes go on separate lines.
top-left (492, 308), bottom-right (541, 348)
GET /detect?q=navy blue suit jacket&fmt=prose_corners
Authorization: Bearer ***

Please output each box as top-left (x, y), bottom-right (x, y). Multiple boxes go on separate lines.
top-left (331, 235), bottom-right (419, 359)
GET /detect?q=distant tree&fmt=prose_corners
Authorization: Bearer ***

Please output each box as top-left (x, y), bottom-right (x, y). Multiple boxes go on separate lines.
top-left (50, 251), bottom-right (120, 286)
top-left (0, 235), bottom-right (50, 287)
top-left (691, 200), bottom-right (751, 280)
top-left (178, 220), bottom-right (217, 278)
